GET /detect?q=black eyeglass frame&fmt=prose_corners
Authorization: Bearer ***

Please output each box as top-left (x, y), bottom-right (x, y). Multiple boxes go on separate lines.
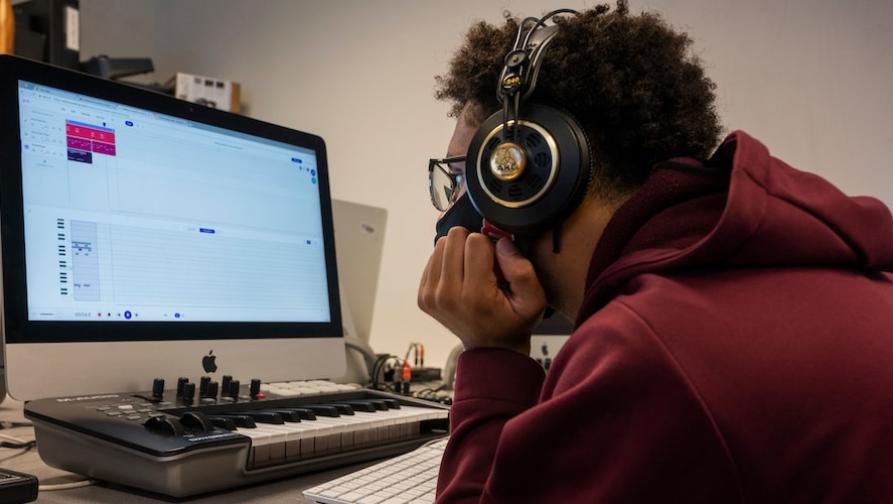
top-left (427, 155), bottom-right (467, 211)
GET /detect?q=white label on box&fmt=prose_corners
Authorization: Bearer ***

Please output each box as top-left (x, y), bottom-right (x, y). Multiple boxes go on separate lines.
top-left (175, 73), bottom-right (235, 111)
top-left (65, 6), bottom-right (80, 51)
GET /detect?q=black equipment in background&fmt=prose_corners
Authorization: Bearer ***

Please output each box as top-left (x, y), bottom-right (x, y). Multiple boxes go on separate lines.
top-left (13, 0), bottom-right (158, 86)
top-left (0, 468), bottom-right (38, 504)
top-left (13, 0), bottom-right (79, 69)
top-left (80, 54), bottom-right (154, 80)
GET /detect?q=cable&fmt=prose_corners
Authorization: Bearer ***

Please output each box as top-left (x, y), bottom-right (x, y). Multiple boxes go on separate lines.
top-left (370, 354), bottom-right (389, 389)
top-left (371, 354), bottom-right (402, 391)
top-left (344, 338), bottom-right (378, 380)
top-left (0, 445), bottom-right (34, 464)
top-left (0, 420), bottom-right (33, 429)
top-left (0, 432), bottom-right (34, 446)
top-left (403, 342), bottom-right (421, 365)
top-left (0, 431), bottom-right (37, 464)
top-left (39, 479), bottom-right (97, 491)
top-left (0, 441), bottom-right (36, 451)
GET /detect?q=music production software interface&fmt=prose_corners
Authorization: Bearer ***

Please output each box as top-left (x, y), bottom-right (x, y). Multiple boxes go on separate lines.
top-left (17, 81), bottom-right (332, 324)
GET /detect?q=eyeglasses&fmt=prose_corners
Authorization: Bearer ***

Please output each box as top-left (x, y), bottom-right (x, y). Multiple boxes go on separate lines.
top-left (428, 155), bottom-right (466, 212)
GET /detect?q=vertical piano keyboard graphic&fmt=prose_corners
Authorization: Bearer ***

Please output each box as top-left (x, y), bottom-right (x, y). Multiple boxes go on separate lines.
top-left (58, 218), bottom-right (69, 296)
top-left (65, 120), bottom-right (117, 164)
top-left (70, 221), bottom-right (100, 302)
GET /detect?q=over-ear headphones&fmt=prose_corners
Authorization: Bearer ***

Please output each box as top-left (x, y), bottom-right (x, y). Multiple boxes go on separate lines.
top-left (465, 9), bottom-right (594, 238)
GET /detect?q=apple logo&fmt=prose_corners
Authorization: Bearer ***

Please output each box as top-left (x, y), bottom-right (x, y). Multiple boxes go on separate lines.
top-left (202, 350), bottom-right (218, 373)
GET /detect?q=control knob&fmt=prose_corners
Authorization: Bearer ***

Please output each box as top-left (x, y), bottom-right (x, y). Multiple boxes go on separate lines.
top-left (176, 377), bottom-right (189, 398)
top-left (152, 378), bottom-right (165, 399)
top-left (182, 382), bottom-right (196, 404)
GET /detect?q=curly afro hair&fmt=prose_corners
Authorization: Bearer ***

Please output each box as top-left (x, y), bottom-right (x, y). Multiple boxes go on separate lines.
top-left (435, 1), bottom-right (722, 198)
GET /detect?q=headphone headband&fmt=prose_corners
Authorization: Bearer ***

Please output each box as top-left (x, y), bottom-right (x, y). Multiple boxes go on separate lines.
top-left (497, 10), bottom-right (579, 105)
top-left (496, 24), bottom-right (560, 104)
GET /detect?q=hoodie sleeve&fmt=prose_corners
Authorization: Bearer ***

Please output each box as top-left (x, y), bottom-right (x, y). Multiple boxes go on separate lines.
top-left (435, 301), bottom-right (742, 503)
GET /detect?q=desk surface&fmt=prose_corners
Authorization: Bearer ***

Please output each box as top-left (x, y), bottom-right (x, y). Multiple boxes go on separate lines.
top-left (0, 399), bottom-right (379, 503)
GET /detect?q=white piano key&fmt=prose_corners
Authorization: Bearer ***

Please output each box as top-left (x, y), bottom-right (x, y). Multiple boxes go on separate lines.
top-left (247, 421), bottom-right (324, 461)
top-left (235, 426), bottom-right (285, 468)
top-left (233, 402), bottom-right (447, 468)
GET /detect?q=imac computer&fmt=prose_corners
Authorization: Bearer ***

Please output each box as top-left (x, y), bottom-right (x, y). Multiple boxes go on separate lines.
top-left (530, 314), bottom-right (573, 369)
top-left (0, 55), bottom-right (346, 400)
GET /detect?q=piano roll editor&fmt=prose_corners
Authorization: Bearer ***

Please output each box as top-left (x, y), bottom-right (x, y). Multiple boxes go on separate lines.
top-left (0, 55), bottom-right (448, 498)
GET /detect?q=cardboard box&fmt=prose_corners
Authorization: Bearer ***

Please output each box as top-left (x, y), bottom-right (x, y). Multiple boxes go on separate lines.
top-left (174, 72), bottom-right (241, 113)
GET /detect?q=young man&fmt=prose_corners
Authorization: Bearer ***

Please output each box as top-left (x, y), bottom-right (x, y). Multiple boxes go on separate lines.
top-left (419, 3), bottom-right (893, 502)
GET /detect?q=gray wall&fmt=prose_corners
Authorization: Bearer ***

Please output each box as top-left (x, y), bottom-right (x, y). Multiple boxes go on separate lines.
top-left (78, 0), bottom-right (893, 366)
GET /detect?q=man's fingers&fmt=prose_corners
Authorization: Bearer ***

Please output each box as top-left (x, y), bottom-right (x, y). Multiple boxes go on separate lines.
top-left (495, 238), bottom-right (545, 312)
top-left (418, 250), bottom-right (435, 310)
top-left (463, 233), bottom-right (496, 285)
top-left (438, 227), bottom-right (469, 305)
top-left (428, 235), bottom-right (447, 287)
top-left (419, 237), bottom-right (447, 310)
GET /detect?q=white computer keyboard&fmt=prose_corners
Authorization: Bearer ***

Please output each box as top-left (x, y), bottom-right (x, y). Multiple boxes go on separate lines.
top-left (303, 437), bottom-right (448, 504)
top-left (262, 379), bottom-right (361, 395)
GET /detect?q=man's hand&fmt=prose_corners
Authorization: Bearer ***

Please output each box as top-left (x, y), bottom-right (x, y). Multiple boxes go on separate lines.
top-left (418, 227), bottom-right (546, 355)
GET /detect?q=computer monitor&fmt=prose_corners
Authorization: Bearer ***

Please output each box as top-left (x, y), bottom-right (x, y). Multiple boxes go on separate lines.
top-left (331, 199), bottom-right (387, 344)
top-left (0, 55), bottom-right (345, 400)
top-left (530, 314), bottom-right (573, 366)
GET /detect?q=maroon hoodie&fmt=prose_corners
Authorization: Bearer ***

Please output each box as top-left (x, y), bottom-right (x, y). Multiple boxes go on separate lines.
top-left (436, 131), bottom-right (893, 503)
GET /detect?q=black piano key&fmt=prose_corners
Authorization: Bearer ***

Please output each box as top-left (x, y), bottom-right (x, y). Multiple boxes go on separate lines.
top-left (265, 409), bottom-right (302, 422)
top-left (327, 403), bottom-right (355, 416)
top-left (288, 408), bottom-right (317, 421)
top-left (234, 411), bottom-right (285, 424)
top-left (301, 405), bottom-right (340, 417)
top-left (381, 399), bottom-right (401, 410)
top-left (208, 416), bottom-right (237, 431)
top-left (215, 414), bottom-right (257, 428)
top-left (367, 400), bottom-right (389, 411)
top-left (342, 401), bottom-right (377, 413)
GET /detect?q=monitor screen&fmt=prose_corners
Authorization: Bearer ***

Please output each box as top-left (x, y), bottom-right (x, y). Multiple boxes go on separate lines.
top-left (17, 81), bottom-right (330, 324)
top-left (1, 56), bottom-right (345, 399)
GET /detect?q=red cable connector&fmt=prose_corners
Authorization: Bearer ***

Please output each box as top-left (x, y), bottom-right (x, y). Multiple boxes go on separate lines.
top-left (402, 361), bottom-right (412, 382)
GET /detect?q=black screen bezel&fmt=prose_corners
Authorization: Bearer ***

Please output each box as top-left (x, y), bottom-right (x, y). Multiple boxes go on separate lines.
top-left (0, 55), bottom-right (342, 343)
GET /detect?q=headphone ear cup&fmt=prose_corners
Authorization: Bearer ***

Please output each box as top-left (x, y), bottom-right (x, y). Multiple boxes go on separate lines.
top-left (465, 103), bottom-right (592, 235)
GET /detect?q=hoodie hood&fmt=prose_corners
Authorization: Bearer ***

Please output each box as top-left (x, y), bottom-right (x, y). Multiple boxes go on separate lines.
top-left (577, 130), bottom-right (893, 325)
